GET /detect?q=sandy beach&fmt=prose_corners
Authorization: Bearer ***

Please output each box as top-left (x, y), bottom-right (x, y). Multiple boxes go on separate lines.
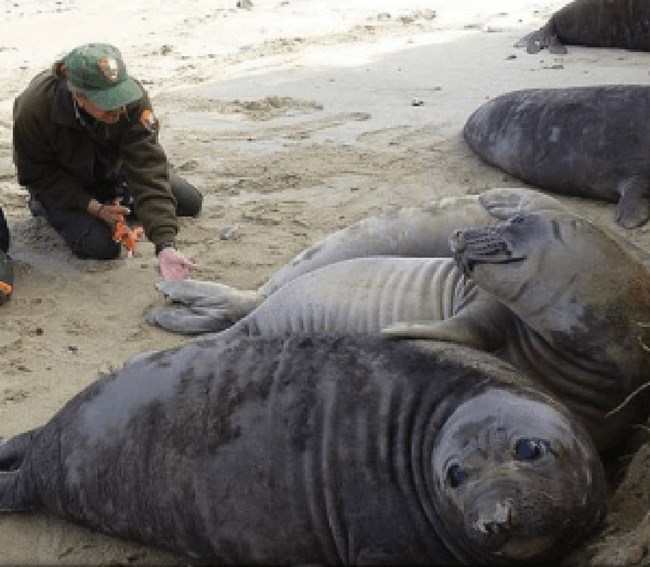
top-left (0, 0), bottom-right (649, 564)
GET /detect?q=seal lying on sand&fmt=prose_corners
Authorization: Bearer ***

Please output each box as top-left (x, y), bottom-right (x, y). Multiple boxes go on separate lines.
top-left (463, 86), bottom-right (650, 228)
top-left (0, 334), bottom-right (607, 564)
top-left (148, 187), bottom-right (569, 334)
top-left (388, 210), bottom-right (650, 451)
top-left (152, 210), bottom-right (650, 451)
top-left (516, 0), bottom-right (650, 54)
top-left (213, 256), bottom-right (506, 352)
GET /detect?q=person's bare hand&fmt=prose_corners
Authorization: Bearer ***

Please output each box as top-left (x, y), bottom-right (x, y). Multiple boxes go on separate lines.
top-left (97, 204), bottom-right (130, 224)
top-left (158, 247), bottom-right (196, 280)
top-left (88, 200), bottom-right (130, 225)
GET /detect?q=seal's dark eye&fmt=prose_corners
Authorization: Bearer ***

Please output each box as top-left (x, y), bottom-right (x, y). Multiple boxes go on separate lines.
top-left (447, 464), bottom-right (468, 488)
top-left (514, 438), bottom-right (547, 461)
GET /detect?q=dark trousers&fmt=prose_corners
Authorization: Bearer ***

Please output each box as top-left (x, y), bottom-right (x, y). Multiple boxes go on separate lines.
top-left (0, 207), bottom-right (9, 253)
top-left (31, 171), bottom-right (202, 260)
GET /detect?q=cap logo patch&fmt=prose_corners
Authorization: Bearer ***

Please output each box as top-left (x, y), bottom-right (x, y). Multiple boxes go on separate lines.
top-left (140, 109), bottom-right (159, 132)
top-left (98, 57), bottom-right (120, 82)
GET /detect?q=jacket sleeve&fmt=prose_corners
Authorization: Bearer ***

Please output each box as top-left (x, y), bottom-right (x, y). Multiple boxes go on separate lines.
top-left (12, 97), bottom-right (91, 211)
top-left (119, 94), bottom-right (178, 247)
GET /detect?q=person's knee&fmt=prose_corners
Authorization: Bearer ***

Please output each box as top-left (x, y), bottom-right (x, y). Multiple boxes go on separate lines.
top-left (76, 236), bottom-right (121, 260)
top-left (170, 172), bottom-right (203, 217)
top-left (62, 219), bottom-right (121, 260)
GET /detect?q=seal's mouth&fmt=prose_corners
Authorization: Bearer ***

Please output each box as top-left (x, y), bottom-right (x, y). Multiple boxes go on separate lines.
top-left (465, 496), bottom-right (557, 561)
top-left (450, 227), bottom-right (526, 277)
top-left (495, 535), bottom-right (556, 561)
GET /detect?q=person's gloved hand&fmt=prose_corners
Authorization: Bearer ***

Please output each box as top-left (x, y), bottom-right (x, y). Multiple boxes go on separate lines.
top-left (158, 246), bottom-right (196, 280)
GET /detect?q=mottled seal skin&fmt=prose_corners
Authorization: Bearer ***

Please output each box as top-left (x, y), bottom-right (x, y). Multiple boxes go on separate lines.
top-left (0, 334), bottom-right (606, 564)
top-left (160, 209), bottom-right (649, 451)
top-left (463, 86), bottom-right (650, 228)
top-left (148, 187), bottom-right (568, 334)
top-left (516, 0), bottom-right (650, 54)
top-left (445, 211), bottom-right (650, 450)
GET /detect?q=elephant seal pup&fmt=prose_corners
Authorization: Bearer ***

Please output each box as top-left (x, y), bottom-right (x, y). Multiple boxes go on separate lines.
top-left (385, 210), bottom-right (650, 451)
top-left (215, 256), bottom-right (507, 352)
top-left (516, 0), bottom-right (650, 54)
top-left (463, 86), bottom-right (650, 229)
top-left (148, 187), bottom-right (568, 334)
top-left (0, 334), bottom-right (606, 564)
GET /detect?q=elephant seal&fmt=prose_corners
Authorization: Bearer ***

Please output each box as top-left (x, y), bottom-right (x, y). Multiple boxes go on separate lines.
top-left (152, 208), bottom-right (650, 451)
top-left (215, 256), bottom-right (506, 352)
top-left (516, 0), bottom-right (650, 54)
top-left (463, 86), bottom-right (650, 228)
top-left (148, 187), bottom-right (569, 334)
top-left (385, 210), bottom-right (650, 450)
top-left (0, 334), bottom-right (606, 564)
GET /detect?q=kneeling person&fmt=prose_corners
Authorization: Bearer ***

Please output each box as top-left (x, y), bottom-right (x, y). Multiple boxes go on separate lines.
top-left (12, 43), bottom-right (202, 280)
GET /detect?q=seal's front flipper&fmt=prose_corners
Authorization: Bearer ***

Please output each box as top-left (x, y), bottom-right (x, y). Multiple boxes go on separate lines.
top-left (479, 188), bottom-right (567, 220)
top-left (615, 178), bottom-right (650, 228)
top-left (381, 316), bottom-right (503, 351)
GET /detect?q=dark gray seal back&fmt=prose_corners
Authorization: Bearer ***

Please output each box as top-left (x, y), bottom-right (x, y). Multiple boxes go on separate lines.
top-left (0, 334), bottom-right (606, 564)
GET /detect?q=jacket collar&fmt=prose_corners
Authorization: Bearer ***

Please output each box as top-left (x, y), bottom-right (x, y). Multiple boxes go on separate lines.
top-left (50, 69), bottom-right (85, 130)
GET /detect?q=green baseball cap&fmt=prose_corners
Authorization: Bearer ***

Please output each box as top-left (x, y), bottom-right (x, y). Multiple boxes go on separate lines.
top-left (64, 43), bottom-right (143, 110)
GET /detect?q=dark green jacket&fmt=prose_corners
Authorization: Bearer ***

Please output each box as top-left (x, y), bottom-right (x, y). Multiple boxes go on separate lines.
top-left (12, 66), bottom-right (178, 247)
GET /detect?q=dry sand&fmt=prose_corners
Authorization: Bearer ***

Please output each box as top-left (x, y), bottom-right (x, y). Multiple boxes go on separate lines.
top-left (0, 0), bottom-right (649, 564)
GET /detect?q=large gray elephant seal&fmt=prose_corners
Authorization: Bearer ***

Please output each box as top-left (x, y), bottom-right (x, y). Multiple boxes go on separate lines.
top-left (148, 187), bottom-right (569, 334)
top-left (386, 210), bottom-right (650, 450)
top-left (516, 0), bottom-right (650, 54)
top-left (463, 86), bottom-right (650, 228)
top-left (146, 202), bottom-right (650, 451)
top-left (154, 209), bottom-right (650, 451)
top-left (0, 334), bottom-right (606, 564)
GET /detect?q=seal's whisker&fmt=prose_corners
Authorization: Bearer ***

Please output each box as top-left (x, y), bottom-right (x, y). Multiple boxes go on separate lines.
top-left (605, 380), bottom-right (650, 418)
top-left (637, 335), bottom-right (650, 353)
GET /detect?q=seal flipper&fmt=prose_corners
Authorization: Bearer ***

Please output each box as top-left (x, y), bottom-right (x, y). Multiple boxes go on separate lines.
top-left (0, 429), bottom-right (39, 471)
top-left (150, 280), bottom-right (264, 334)
top-left (615, 177), bottom-right (650, 228)
top-left (0, 430), bottom-right (40, 512)
top-left (147, 305), bottom-right (232, 334)
top-left (479, 187), bottom-right (568, 220)
top-left (381, 302), bottom-right (510, 352)
top-left (515, 23), bottom-right (567, 55)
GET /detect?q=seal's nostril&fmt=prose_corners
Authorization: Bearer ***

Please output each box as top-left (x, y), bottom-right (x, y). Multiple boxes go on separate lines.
top-left (475, 500), bottom-right (513, 535)
top-left (482, 520), bottom-right (507, 534)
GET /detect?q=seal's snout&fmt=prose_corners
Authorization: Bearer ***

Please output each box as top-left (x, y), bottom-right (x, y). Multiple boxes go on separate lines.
top-left (451, 227), bottom-right (517, 277)
top-left (467, 498), bottom-right (513, 549)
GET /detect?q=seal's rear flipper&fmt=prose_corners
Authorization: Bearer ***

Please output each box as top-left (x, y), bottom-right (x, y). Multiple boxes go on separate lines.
top-left (515, 27), bottom-right (567, 55)
top-left (615, 178), bottom-right (650, 229)
top-left (147, 305), bottom-right (234, 335)
top-left (0, 470), bottom-right (34, 512)
top-left (0, 429), bottom-right (39, 472)
top-left (153, 280), bottom-right (263, 335)
top-left (0, 430), bottom-right (40, 512)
